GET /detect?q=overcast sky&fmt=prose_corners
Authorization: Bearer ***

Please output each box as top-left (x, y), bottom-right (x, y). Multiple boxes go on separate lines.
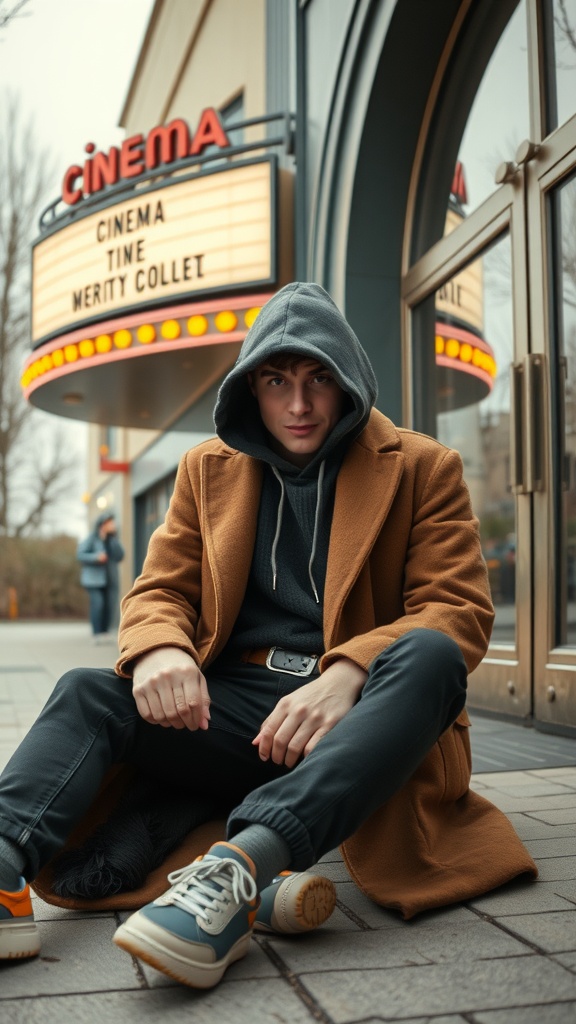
top-left (0, 0), bottom-right (155, 197)
top-left (0, 0), bottom-right (155, 537)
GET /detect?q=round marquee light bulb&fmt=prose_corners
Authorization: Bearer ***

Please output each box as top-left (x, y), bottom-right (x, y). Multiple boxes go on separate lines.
top-left (95, 335), bottom-right (112, 353)
top-left (114, 329), bottom-right (133, 349)
top-left (52, 349), bottom-right (65, 367)
top-left (244, 307), bottom-right (261, 328)
top-left (215, 310), bottom-right (238, 333)
top-left (79, 339), bottom-right (95, 358)
top-left (137, 324), bottom-right (156, 344)
top-left (161, 319), bottom-right (181, 340)
top-left (435, 336), bottom-right (445, 355)
top-left (187, 315), bottom-right (208, 337)
top-left (64, 344), bottom-right (79, 362)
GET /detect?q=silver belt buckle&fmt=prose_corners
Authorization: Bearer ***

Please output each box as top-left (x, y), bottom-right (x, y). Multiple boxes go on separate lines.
top-left (265, 647), bottom-right (319, 676)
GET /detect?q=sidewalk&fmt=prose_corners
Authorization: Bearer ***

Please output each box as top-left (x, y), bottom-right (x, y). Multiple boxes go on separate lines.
top-left (0, 621), bottom-right (575, 1023)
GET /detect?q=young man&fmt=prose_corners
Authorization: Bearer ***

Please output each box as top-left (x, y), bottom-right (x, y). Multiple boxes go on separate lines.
top-left (0, 283), bottom-right (536, 988)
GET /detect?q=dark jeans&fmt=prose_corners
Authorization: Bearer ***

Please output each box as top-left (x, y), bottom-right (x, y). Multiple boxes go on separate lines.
top-left (0, 629), bottom-right (467, 879)
top-left (86, 587), bottom-right (110, 635)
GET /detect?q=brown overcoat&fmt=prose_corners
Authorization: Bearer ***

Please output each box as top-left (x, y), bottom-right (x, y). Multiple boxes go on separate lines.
top-left (34, 409), bottom-right (537, 917)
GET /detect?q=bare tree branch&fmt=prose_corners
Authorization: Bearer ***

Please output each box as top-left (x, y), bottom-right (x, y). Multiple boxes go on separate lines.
top-left (0, 0), bottom-right (31, 32)
top-left (13, 432), bottom-right (79, 536)
top-left (0, 93), bottom-right (79, 537)
top-left (555, 0), bottom-right (576, 53)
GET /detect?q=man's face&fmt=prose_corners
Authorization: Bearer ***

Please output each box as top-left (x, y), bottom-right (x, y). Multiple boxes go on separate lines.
top-left (99, 517), bottom-right (116, 537)
top-left (249, 359), bottom-right (345, 467)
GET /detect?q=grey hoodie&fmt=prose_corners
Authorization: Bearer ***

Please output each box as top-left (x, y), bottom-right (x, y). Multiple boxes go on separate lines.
top-left (213, 282), bottom-right (378, 655)
top-left (214, 282), bottom-right (378, 471)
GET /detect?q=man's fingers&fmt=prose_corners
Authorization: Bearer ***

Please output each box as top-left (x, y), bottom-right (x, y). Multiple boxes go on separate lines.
top-left (134, 687), bottom-right (173, 728)
top-left (273, 718), bottom-right (321, 767)
top-left (257, 710), bottom-right (318, 767)
top-left (254, 704), bottom-right (295, 761)
top-left (180, 675), bottom-right (211, 730)
top-left (133, 665), bottom-right (210, 730)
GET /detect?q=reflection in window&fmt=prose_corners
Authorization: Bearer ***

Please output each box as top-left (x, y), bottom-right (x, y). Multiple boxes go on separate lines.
top-left (435, 230), bottom-right (515, 642)
top-left (550, 173), bottom-right (576, 645)
top-left (546, 0), bottom-right (576, 132)
top-left (446, 1), bottom-right (529, 229)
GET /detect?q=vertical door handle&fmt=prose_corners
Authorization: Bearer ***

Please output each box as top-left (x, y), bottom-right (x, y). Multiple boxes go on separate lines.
top-left (511, 354), bottom-right (545, 494)
top-left (558, 356), bottom-right (570, 490)
top-left (511, 361), bottom-right (525, 492)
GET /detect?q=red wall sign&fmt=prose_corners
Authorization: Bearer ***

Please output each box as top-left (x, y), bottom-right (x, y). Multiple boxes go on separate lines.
top-left (62, 107), bottom-right (231, 206)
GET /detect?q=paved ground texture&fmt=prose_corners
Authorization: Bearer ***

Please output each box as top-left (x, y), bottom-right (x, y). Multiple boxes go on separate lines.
top-left (0, 622), bottom-right (575, 1023)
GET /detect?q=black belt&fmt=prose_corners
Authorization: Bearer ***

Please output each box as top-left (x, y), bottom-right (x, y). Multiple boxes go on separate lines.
top-left (240, 647), bottom-right (319, 677)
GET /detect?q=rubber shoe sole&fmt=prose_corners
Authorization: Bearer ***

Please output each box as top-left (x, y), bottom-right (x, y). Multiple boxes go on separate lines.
top-left (0, 919), bottom-right (41, 959)
top-left (113, 913), bottom-right (252, 989)
top-left (254, 873), bottom-right (336, 934)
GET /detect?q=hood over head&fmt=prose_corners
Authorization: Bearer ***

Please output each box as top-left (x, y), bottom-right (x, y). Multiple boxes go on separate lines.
top-left (213, 282), bottom-right (378, 471)
top-left (95, 512), bottom-right (115, 530)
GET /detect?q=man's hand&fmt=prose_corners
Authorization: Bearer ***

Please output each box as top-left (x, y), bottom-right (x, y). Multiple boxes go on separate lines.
top-left (132, 646), bottom-right (210, 731)
top-left (252, 657), bottom-right (367, 767)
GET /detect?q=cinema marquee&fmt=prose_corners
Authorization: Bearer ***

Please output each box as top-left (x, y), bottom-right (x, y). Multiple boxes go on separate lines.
top-left (22, 109), bottom-right (294, 429)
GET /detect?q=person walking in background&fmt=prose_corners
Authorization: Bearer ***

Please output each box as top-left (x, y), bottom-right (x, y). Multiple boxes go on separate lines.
top-left (77, 512), bottom-right (124, 642)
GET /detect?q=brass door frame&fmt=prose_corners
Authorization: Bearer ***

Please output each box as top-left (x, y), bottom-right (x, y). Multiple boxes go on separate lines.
top-left (527, 115), bottom-right (576, 729)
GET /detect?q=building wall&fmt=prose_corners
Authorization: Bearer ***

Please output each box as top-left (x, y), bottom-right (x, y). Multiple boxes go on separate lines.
top-left (121, 0), bottom-right (265, 133)
top-left (86, 0), bottom-right (267, 589)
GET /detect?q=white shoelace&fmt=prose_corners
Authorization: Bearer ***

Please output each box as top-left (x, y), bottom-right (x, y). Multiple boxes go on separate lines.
top-left (155, 856), bottom-right (257, 925)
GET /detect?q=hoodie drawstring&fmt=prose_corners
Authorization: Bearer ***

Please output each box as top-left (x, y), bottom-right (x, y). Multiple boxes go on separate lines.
top-left (270, 461), bottom-right (325, 604)
top-left (270, 466), bottom-right (286, 593)
top-left (308, 460), bottom-right (325, 603)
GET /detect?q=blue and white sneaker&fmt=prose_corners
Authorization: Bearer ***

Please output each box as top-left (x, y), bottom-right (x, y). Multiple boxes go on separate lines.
top-left (255, 871), bottom-right (336, 934)
top-left (113, 842), bottom-right (259, 989)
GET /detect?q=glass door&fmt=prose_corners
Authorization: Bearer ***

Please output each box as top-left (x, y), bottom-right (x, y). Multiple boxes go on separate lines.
top-left (528, 121), bottom-right (576, 729)
top-left (403, 0), bottom-right (576, 730)
top-left (404, 180), bottom-right (532, 717)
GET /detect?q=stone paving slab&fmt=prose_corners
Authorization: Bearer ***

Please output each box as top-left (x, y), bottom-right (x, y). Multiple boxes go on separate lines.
top-left (0, 918), bottom-right (138, 998)
top-left (468, 879), bottom-right (576, 915)
top-left (0, 980), bottom-right (317, 1024)
top-left (528, 807), bottom-right (576, 824)
top-left (553, 950), bottom-right (576, 971)
top-left (535, 856), bottom-right (576, 881)
top-left (267, 917), bottom-right (531, 972)
top-left (499, 909), bottom-right (576, 953)
top-left (506, 812), bottom-right (576, 840)
top-left (301, 956), bottom-right (576, 1021)
top-left (474, 1006), bottom-right (576, 1024)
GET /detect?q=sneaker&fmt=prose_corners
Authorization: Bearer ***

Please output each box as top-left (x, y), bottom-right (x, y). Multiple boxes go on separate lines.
top-left (113, 842), bottom-right (258, 989)
top-left (0, 880), bottom-right (41, 960)
top-left (254, 871), bottom-right (336, 934)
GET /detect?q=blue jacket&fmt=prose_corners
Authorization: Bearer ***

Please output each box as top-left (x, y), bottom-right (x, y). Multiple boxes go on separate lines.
top-left (77, 518), bottom-right (124, 589)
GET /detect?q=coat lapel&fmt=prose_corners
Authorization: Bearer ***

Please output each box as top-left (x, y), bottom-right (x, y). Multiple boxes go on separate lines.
top-left (200, 449), bottom-right (262, 653)
top-left (324, 414), bottom-right (404, 645)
